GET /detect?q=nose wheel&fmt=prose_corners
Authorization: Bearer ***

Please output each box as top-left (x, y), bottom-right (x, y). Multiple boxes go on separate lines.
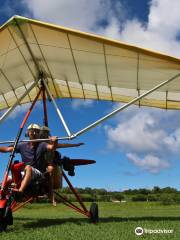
top-left (89, 203), bottom-right (99, 223)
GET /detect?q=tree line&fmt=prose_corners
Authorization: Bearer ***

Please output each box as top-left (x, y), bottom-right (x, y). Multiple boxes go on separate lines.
top-left (54, 186), bottom-right (180, 204)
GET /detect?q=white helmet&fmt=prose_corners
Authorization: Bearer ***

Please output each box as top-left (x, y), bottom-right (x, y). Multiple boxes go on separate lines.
top-left (27, 123), bottom-right (40, 131)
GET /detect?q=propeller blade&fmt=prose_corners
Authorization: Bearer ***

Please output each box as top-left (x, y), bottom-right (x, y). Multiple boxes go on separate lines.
top-left (68, 159), bottom-right (96, 166)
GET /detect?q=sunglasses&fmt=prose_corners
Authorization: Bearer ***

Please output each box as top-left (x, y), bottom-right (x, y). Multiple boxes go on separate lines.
top-left (28, 129), bottom-right (40, 133)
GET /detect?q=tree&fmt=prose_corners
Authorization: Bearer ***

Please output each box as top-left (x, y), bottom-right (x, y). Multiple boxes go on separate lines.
top-left (152, 186), bottom-right (161, 194)
top-left (113, 193), bottom-right (124, 201)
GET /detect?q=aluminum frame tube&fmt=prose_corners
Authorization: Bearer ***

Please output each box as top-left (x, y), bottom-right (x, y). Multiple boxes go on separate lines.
top-left (0, 136), bottom-right (71, 145)
top-left (42, 78), bottom-right (71, 137)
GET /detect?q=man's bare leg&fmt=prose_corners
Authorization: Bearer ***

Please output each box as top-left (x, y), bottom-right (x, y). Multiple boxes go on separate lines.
top-left (47, 165), bottom-right (56, 206)
top-left (18, 165), bottom-right (32, 192)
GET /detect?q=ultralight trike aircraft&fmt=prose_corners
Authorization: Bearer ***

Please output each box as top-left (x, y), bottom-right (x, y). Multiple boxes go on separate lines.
top-left (0, 15), bottom-right (180, 231)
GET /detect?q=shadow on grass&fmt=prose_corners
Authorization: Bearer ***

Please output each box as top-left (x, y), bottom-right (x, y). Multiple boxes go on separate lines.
top-left (101, 216), bottom-right (180, 223)
top-left (14, 216), bottom-right (180, 229)
top-left (15, 217), bottom-right (88, 229)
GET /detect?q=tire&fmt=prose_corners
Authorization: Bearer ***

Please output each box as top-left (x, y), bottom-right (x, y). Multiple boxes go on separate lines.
top-left (6, 208), bottom-right (13, 225)
top-left (89, 203), bottom-right (99, 223)
top-left (0, 208), bottom-right (7, 232)
top-left (0, 208), bottom-right (13, 232)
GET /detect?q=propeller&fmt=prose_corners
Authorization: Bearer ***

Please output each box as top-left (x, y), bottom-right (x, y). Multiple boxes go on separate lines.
top-left (53, 152), bottom-right (96, 176)
top-left (68, 159), bottom-right (96, 166)
top-left (56, 156), bottom-right (95, 176)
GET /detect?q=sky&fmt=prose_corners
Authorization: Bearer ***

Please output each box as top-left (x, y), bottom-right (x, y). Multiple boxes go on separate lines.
top-left (0, 0), bottom-right (180, 191)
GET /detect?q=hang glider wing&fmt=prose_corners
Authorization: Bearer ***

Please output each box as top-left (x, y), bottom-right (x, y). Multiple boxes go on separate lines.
top-left (0, 15), bottom-right (180, 111)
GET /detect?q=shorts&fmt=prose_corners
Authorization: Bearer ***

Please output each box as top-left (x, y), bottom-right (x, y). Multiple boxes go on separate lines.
top-left (31, 167), bottom-right (43, 180)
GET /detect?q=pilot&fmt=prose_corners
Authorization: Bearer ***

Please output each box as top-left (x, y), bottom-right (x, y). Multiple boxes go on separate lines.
top-left (0, 123), bottom-right (58, 199)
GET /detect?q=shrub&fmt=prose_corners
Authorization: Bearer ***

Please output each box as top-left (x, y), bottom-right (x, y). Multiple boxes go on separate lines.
top-left (112, 193), bottom-right (125, 201)
top-left (96, 195), bottom-right (111, 202)
top-left (147, 194), bottom-right (159, 202)
top-left (132, 194), bottom-right (147, 202)
top-left (160, 194), bottom-right (174, 205)
top-left (173, 194), bottom-right (180, 203)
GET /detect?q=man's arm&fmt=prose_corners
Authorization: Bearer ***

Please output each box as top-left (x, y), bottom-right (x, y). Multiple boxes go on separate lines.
top-left (46, 139), bottom-right (84, 151)
top-left (0, 146), bottom-right (13, 153)
top-left (57, 143), bottom-right (84, 148)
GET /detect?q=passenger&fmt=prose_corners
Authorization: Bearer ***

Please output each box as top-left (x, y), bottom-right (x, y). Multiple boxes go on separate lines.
top-left (40, 126), bottom-right (57, 206)
top-left (40, 125), bottom-right (84, 206)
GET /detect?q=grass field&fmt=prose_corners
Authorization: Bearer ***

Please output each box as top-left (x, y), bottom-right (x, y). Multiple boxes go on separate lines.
top-left (1, 202), bottom-right (180, 239)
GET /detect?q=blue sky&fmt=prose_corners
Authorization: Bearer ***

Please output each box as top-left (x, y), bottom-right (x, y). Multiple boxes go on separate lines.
top-left (0, 0), bottom-right (180, 191)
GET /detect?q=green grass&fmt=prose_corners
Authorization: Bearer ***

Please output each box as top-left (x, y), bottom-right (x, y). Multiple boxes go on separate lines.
top-left (1, 202), bottom-right (180, 239)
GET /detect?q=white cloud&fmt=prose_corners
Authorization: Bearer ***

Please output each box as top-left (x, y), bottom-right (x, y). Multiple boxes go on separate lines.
top-left (105, 106), bottom-right (180, 173)
top-left (106, 112), bottom-right (166, 152)
top-left (7, 103), bottom-right (31, 119)
top-left (118, 0), bottom-right (180, 57)
top-left (72, 99), bottom-right (94, 110)
top-left (23, 0), bottom-right (114, 32)
top-left (127, 153), bottom-right (170, 174)
top-left (105, 106), bottom-right (180, 154)
top-left (163, 128), bottom-right (180, 153)
top-left (119, 20), bottom-right (180, 58)
top-left (23, 0), bottom-right (180, 57)
top-left (148, 0), bottom-right (180, 37)
top-left (4, 102), bottom-right (41, 119)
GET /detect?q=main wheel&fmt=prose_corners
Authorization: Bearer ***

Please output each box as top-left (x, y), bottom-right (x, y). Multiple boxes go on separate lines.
top-left (0, 208), bottom-right (8, 232)
top-left (89, 203), bottom-right (99, 223)
top-left (6, 208), bottom-right (13, 225)
top-left (0, 208), bottom-right (13, 232)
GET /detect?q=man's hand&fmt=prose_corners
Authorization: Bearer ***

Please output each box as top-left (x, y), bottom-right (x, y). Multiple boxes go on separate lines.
top-left (47, 136), bottom-right (58, 151)
top-left (50, 136), bottom-right (58, 143)
top-left (0, 146), bottom-right (13, 153)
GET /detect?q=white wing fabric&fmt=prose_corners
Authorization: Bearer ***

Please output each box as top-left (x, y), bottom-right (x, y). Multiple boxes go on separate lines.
top-left (0, 15), bottom-right (180, 110)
